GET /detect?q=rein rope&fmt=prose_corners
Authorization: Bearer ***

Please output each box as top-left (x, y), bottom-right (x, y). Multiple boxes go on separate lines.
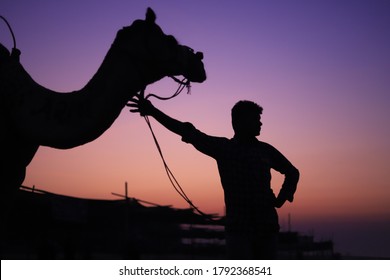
top-left (135, 78), bottom-right (215, 221)
top-left (0, 16), bottom-right (16, 49)
top-left (0, 15), bottom-right (20, 61)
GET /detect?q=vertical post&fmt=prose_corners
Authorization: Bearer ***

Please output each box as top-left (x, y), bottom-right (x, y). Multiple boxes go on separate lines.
top-left (125, 182), bottom-right (128, 201)
top-left (288, 213), bottom-right (291, 232)
top-left (124, 181), bottom-right (130, 257)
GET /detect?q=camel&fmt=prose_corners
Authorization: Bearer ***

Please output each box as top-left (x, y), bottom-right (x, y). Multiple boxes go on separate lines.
top-left (0, 8), bottom-right (206, 200)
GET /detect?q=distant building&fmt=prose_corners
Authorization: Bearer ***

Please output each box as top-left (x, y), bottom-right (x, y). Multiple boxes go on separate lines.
top-left (1, 186), bottom-right (338, 259)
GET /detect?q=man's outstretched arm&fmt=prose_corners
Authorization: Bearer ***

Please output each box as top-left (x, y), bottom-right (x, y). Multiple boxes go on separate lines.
top-left (128, 96), bottom-right (187, 136)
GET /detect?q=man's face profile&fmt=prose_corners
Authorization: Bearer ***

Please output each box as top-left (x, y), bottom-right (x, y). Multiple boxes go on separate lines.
top-left (234, 112), bottom-right (262, 137)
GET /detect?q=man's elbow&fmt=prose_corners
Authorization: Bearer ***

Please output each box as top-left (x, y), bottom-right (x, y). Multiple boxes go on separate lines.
top-left (292, 166), bottom-right (300, 182)
top-left (290, 166), bottom-right (300, 194)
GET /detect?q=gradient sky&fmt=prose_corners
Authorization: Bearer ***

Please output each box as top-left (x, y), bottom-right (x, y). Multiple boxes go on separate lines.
top-left (1, 0), bottom-right (389, 258)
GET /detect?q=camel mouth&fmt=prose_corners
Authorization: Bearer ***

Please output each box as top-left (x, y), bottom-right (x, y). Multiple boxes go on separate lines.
top-left (186, 59), bottom-right (206, 83)
top-left (177, 45), bottom-right (207, 83)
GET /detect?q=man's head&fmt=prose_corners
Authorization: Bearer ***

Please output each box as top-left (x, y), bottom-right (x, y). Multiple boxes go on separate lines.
top-left (231, 100), bottom-right (263, 137)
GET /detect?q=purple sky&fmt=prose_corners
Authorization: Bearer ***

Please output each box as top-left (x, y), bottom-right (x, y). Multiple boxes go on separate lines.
top-left (1, 0), bottom-right (390, 258)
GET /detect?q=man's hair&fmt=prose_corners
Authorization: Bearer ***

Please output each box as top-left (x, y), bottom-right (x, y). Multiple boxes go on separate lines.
top-left (231, 100), bottom-right (263, 120)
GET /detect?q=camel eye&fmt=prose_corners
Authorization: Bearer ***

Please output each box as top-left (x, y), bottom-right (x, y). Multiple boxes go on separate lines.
top-left (182, 46), bottom-right (194, 53)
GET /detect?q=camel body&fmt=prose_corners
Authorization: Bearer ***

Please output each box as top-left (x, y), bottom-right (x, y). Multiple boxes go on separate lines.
top-left (0, 8), bottom-right (206, 195)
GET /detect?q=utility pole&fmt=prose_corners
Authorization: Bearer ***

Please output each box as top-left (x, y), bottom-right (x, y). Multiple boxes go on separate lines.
top-left (111, 182), bottom-right (130, 251)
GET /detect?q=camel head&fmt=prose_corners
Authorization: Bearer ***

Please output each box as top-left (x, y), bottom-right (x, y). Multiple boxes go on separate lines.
top-left (113, 8), bottom-right (206, 85)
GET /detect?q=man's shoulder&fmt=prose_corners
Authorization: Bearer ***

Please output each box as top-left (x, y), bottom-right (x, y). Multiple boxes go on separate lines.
top-left (256, 139), bottom-right (273, 147)
top-left (182, 122), bottom-right (229, 144)
top-left (256, 140), bottom-right (279, 152)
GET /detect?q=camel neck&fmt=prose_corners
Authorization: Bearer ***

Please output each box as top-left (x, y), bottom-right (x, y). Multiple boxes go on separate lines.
top-left (84, 45), bottom-right (147, 100)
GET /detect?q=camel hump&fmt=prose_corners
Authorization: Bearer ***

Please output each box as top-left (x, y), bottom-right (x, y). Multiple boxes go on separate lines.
top-left (0, 43), bottom-right (11, 69)
top-left (0, 43), bottom-right (11, 59)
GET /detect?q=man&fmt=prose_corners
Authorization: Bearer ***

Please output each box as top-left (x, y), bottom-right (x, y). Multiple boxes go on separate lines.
top-left (128, 98), bottom-right (299, 259)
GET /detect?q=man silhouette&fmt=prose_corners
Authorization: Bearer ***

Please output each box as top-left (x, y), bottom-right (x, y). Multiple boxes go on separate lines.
top-left (128, 98), bottom-right (299, 259)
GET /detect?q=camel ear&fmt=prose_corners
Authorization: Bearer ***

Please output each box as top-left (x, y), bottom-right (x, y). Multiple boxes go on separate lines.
top-left (145, 7), bottom-right (156, 23)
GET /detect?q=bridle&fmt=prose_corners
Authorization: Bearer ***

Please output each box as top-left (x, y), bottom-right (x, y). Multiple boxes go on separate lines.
top-left (141, 76), bottom-right (191, 101)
